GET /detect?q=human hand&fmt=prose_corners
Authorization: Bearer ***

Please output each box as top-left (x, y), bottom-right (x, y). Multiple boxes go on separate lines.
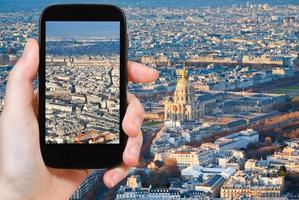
top-left (0, 39), bottom-right (159, 200)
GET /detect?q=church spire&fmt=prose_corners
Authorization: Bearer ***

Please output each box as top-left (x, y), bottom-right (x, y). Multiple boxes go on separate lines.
top-left (181, 62), bottom-right (187, 80)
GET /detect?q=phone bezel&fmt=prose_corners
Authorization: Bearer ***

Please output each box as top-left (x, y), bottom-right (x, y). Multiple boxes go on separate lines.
top-left (39, 4), bottom-right (127, 168)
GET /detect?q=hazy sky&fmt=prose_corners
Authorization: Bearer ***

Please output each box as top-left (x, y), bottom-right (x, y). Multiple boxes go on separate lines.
top-left (46, 21), bottom-right (119, 39)
top-left (1, 0), bottom-right (298, 12)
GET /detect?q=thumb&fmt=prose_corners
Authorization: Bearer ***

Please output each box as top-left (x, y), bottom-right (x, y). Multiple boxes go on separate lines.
top-left (3, 39), bottom-right (39, 119)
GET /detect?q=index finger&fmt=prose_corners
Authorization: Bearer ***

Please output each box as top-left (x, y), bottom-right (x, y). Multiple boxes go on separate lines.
top-left (127, 61), bottom-right (159, 83)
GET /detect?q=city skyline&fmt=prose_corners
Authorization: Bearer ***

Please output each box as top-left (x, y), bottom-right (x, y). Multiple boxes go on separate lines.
top-left (0, 1), bottom-right (299, 200)
top-left (46, 21), bottom-right (120, 40)
top-left (0, 0), bottom-right (298, 12)
top-left (45, 21), bottom-right (120, 144)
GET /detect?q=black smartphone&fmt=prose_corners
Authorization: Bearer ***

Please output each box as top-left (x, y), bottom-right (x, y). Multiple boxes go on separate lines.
top-left (39, 4), bottom-right (127, 168)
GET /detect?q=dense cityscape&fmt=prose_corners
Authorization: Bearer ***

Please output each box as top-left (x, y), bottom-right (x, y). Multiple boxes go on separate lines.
top-left (0, 1), bottom-right (299, 200)
top-left (45, 55), bottom-right (120, 144)
top-left (45, 22), bottom-right (120, 144)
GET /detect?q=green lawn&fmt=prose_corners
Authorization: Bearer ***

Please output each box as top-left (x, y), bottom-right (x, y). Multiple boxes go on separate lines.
top-left (271, 84), bottom-right (299, 94)
top-left (143, 121), bottom-right (162, 127)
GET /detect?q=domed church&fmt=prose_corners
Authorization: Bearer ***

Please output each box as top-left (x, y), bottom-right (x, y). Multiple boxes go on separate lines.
top-left (164, 66), bottom-right (204, 127)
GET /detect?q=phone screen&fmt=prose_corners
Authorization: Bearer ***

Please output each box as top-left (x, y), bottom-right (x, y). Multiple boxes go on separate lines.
top-left (45, 21), bottom-right (120, 144)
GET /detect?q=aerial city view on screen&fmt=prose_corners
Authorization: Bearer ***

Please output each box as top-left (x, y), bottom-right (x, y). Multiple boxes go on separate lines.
top-left (45, 22), bottom-right (120, 144)
top-left (0, 0), bottom-right (299, 199)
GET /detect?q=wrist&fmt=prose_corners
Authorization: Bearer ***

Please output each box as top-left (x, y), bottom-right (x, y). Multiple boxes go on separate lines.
top-left (0, 183), bottom-right (24, 200)
top-left (0, 181), bottom-right (43, 200)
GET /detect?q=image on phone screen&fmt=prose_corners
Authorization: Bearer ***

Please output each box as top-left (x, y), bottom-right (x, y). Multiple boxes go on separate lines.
top-left (45, 21), bottom-right (120, 144)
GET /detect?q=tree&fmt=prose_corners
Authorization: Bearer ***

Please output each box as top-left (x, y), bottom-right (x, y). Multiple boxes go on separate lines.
top-left (160, 158), bottom-right (180, 178)
top-left (164, 158), bottom-right (177, 167)
top-left (265, 136), bottom-right (272, 144)
top-left (278, 166), bottom-right (287, 177)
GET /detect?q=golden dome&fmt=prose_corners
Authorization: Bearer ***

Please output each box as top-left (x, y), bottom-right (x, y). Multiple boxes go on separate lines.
top-left (176, 67), bottom-right (191, 88)
top-left (176, 78), bottom-right (187, 88)
top-left (181, 67), bottom-right (187, 79)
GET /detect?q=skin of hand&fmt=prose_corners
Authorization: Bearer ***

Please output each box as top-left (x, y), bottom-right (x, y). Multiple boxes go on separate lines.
top-left (0, 39), bottom-right (159, 200)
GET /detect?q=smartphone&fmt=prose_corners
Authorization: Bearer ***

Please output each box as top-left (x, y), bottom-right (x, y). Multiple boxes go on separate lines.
top-left (39, 4), bottom-right (127, 168)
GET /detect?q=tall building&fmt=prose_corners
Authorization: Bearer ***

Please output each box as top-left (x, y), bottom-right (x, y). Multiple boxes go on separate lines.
top-left (71, 171), bottom-right (100, 200)
top-left (116, 176), bottom-right (212, 200)
top-left (126, 175), bottom-right (142, 190)
top-left (164, 66), bottom-right (203, 127)
top-left (168, 149), bottom-right (214, 168)
top-left (267, 139), bottom-right (299, 173)
top-left (220, 171), bottom-right (284, 199)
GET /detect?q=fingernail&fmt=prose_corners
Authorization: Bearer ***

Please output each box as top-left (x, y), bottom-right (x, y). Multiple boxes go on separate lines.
top-left (110, 178), bottom-right (115, 188)
top-left (110, 169), bottom-right (122, 187)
